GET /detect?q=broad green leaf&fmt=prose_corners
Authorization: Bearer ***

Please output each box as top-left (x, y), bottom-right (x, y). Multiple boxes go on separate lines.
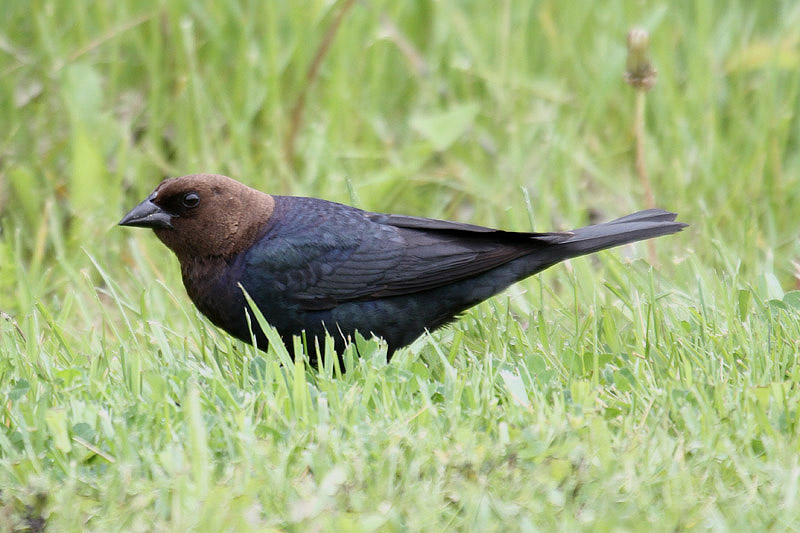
top-left (410, 102), bottom-right (479, 151)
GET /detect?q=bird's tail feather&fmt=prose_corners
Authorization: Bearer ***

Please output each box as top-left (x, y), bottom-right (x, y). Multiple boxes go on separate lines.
top-left (555, 209), bottom-right (687, 259)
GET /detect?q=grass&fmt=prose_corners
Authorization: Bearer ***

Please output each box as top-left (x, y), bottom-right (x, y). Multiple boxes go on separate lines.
top-left (2, 0), bottom-right (800, 530)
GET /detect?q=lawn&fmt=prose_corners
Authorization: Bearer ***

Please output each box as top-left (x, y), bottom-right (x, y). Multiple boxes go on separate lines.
top-left (2, 0), bottom-right (800, 530)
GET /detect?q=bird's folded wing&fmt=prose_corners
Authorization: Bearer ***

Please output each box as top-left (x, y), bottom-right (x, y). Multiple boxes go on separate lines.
top-left (245, 210), bottom-right (572, 311)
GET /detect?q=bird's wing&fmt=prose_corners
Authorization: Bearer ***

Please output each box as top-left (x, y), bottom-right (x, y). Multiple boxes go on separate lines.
top-left (243, 198), bottom-right (572, 311)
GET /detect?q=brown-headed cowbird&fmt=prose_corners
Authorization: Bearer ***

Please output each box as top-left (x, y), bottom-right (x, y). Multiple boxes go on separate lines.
top-left (120, 174), bottom-right (686, 362)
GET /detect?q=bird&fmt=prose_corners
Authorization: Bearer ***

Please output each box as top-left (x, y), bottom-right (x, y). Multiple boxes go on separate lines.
top-left (119, 173), bottom-right (686, 363)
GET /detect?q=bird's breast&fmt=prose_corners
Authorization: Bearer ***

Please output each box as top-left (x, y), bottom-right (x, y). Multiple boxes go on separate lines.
top-left (180, 255), bottom-right (247, 330)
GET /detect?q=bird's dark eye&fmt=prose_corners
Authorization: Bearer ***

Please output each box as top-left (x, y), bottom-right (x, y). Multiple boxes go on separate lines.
top-left (181, 192), bottom-right (200, 208)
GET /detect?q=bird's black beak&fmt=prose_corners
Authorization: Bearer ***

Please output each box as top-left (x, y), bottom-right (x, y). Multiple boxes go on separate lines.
top-left (119, 193), bottom-right (174, 229)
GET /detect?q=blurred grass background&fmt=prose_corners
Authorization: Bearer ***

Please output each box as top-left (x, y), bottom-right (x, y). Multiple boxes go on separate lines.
top-left (2, 0), bottom-right (800, 530)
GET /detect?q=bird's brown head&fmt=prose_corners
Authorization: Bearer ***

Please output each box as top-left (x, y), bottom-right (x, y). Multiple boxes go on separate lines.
top-left (119, 173), bottom-right (275, 259)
